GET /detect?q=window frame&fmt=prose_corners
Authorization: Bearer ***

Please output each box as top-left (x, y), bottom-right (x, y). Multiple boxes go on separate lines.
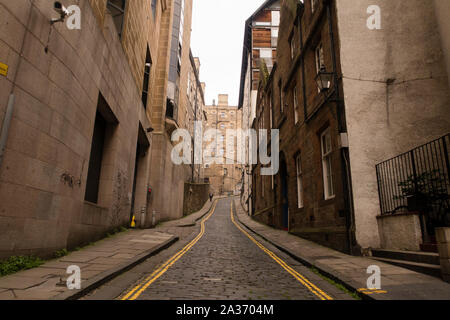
top-left (107, 0), bottom-right (127, 39)
top-left (293, 85), bottom-right (299, 124)
top-left (315, 42), bottom-right (325, 74)
top-left (296, 153), bottom-right (304, 208)
top-left (321, 128), bottom-right (335, 200)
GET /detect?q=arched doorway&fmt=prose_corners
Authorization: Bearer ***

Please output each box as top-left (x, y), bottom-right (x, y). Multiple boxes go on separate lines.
top-left (279, 153), bottom-right (289, 230)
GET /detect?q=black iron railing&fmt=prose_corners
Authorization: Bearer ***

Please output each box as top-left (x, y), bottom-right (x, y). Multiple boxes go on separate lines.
top-left (376, 134), bottom-right (450, 236)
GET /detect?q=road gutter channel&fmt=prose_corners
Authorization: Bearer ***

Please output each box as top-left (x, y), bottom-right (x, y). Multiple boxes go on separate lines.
top-left (232, 200), bottom-right (371, 301)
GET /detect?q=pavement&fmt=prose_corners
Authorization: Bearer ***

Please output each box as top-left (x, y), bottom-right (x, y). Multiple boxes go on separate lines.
top-left (234, 198), bottom-right (450, 300)
top-left (0, 197), bottom-right (220, 300)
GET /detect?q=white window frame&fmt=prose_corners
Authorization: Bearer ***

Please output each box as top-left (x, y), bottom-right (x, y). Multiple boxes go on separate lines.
top-left (293, 86), bottom-right (299, 124)
top-left (260, 48), bottom-right (272, 58)
top-left (321, 129), bottom-right (335, 200)
top-left (296, 154), bottom-right (304, 208)
top-left (271, 10), bottom-right (280, 26)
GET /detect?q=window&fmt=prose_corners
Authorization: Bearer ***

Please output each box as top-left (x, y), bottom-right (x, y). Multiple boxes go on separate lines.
top-left (290, 35), bottom-right (295, 60)
top-left (261, 173), bottom-right (265, 198)
top-left (107, 0), bottom-right (126, 38)
top-left (271, 11), bottom-right (280, 26)
top-left (269, 95), bottom-right (273, 128)
top-left (315, 43), bottom-right (325, 73)
top-left (296, 154), bottom-right (304, 208)
top-left (187, 72), bottom-right (191, 95)
top-left (312, 0), bottom-right (319, 13)
top-left (142, 46), bottom-right (152, 109)
top-left (293, 86), bottom-right (299, 124)
top-left (279, 81), bottom-right (284, 114)
top-left (271, 28), bottom-right (278, 47)
top-left (220, 123), bottom-right (225, 129)
top-left (260, 48), bottom-right (273, 69)
top-left (321, 129), bottom-right (335, 199)
top-left (151, 0), bottom-right (157, 19)
top-left (220, 112), bottom-right (226, 119)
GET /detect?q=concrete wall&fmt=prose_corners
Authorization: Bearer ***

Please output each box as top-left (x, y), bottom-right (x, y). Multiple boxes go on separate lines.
top-left (335, 0), bottom-right (450, 249)
top-left (436, 228), bottom-right (450, 283)
top-left (376, 213), bottom-right (423, 251)
top-left (0, 0), bottom-right (157, 258)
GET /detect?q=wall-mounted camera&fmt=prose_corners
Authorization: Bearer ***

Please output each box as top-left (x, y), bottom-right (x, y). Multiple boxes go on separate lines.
top-left (51, 1), bottom-right (70, 24)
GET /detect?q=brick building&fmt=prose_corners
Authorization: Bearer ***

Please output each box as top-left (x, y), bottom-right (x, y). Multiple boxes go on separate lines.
top-left (0, 0), bottom-right (198, 258)
top-left (250, 0), bottom-right (450, 254)
top-left (203, 95), bottom-right (243, 195)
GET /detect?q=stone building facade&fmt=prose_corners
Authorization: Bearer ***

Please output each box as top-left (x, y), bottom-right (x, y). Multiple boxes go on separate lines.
top-left (0, 0), bottom-right (197, 258)
top-left (204, 95), bottom-right (243, 195)
top-left (185, 51), bottom-right (206, 183)
top-left (250, 0), bottom-right (450, 254)
top-left (239, 0), bottom-right (281, 213)
top-left (147, 0), bottom-right (196, 225)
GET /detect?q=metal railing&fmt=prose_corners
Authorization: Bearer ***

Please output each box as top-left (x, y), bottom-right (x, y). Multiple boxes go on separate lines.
top-left (375, 134), bottom-right (450, 236)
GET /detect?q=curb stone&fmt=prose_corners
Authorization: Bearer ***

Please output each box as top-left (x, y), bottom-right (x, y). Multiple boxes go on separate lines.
top-left (52, 236), bottom-right (179, 300)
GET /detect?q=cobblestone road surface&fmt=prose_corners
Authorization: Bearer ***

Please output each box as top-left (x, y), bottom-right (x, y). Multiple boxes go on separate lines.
top-left (85, 198), bottom-right (352, 300)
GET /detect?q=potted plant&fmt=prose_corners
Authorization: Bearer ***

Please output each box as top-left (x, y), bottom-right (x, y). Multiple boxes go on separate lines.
top-left (394, 169), bottom-right (449, 247)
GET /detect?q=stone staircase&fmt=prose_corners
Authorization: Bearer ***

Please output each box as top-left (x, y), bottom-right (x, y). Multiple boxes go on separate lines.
top-left (370, 249), bottom-right (442, 279)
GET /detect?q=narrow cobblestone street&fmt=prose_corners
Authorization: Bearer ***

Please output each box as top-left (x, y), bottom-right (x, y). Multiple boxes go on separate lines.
top-left (84, 198), bottom-right (351, 300)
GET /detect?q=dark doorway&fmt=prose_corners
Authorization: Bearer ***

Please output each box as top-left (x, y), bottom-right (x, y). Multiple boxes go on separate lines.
top-left (85, 112), bottom-right (106, 203)
top-left (85, 93), bottom-right (118, 205)
top-left (280, 155), bottom-right (289, 230)
top-left (130, 124), bottom-right (150, 223)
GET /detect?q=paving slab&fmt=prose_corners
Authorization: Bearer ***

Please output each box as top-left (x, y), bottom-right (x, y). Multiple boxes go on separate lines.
top-left (0, 198), bottom-right (217, 300)
top-left (233, 198), bottom-right (450, 300)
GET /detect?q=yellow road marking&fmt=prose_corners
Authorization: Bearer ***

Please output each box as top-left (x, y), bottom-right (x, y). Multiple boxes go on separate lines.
top-left (120, 200), bottom-right (218, 300)
top-left (230, 201), bottom-right (333, 301)
top-left (358, 288), bottom-right (387, 295)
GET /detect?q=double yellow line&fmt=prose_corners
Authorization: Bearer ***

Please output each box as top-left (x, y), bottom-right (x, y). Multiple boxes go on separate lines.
top-left (120, 200), bottom-right (218, 300)
top-left (230, 201), bottom-right (333, 301)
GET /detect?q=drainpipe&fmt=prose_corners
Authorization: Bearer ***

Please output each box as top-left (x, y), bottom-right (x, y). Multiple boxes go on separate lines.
top-left (0, 94), bottom-right (15, 169)
top-left (326, 0), bottom-right (357, 255)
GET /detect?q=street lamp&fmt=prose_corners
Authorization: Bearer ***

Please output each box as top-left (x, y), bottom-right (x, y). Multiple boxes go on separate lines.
top-left (315, 66), bottom-right (333, 92)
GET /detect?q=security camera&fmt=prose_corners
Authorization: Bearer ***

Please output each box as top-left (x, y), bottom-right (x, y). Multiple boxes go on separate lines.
top-left (51, 1), bottom-right (69, 24)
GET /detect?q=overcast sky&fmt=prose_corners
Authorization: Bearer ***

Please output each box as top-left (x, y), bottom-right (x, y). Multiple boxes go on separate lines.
top-left (190, 0), bottom-right (267, 107)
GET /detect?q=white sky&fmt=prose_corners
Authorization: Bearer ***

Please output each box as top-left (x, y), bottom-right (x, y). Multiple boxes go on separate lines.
top-left (190, 0), bottom-right (268, 107)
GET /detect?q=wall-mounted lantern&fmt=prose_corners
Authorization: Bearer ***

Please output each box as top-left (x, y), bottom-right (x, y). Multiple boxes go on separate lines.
top-left (315, 66), bottom-right (333, 92)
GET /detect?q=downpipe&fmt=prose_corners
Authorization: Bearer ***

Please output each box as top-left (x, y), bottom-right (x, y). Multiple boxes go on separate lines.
top-left (0, 94), bottom-right (15, 170)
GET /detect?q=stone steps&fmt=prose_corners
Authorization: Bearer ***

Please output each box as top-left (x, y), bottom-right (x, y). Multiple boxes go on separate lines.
top-left (370, 249), bottom-right (442, 279)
